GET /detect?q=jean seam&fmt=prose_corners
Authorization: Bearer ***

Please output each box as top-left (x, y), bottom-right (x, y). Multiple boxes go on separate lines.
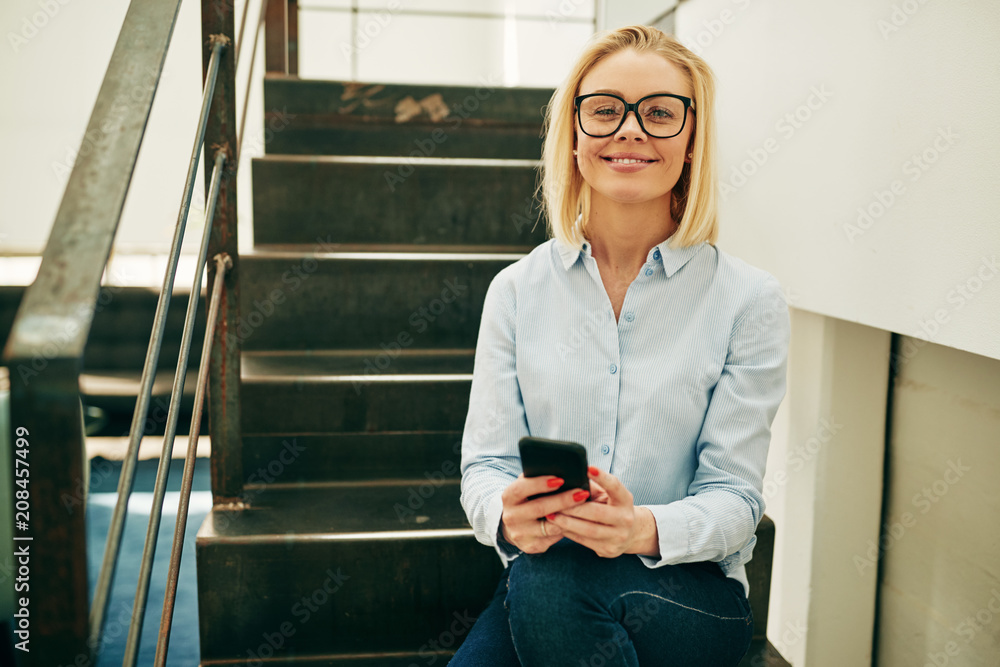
top-left (612, 590), bottom-right (748, 621)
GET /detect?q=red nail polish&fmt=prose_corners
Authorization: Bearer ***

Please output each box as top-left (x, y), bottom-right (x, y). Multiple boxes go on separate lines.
top-left (546, 514), bottom-right (557, 521)
top-left (588, 466), bottom-right (600, 477)
top-left (547, 477), bottom-right (564, 488)
top-left (573, 490), bottom-right (590, 502)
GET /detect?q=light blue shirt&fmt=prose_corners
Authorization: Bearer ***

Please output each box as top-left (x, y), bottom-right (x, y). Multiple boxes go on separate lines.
top-left (459, 233), bottom-right (790, 596)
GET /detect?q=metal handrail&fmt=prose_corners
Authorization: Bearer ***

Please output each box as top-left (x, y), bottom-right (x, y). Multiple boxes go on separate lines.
top-left (121, 145), bottom-right (227, 667)
top-left (154, 251), bottom-right (232, 666)
top-left (1, 0), bottom-right (184, 662)
top-left (1, 0), bottom-right (266, 663)
top-left (87, 33), bottom-right (229, 653)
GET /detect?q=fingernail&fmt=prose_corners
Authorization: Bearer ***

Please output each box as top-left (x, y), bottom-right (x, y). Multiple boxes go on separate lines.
top-left (573, 490), bottom-right (590, 502)
top-left (547, 477), bottom-right (564, 488)
top-left (546, 514), bottom-right (557, 521)
top-left (588, 466), bottom-right (600, 477)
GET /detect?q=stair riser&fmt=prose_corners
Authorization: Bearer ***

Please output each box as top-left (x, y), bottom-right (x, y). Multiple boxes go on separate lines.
top-left (242, 433), bottom-right (463, 484)
top-left (252, 158), bottom-right (546, 248)
top-left (197, 537), bottom-right (501, 660)
top-left (264, 78), bottom-right (553, 124)
top-left (237, 255), bottom-right (516, 351)
top-left (241, 379), bottom-right (471, 434)
top-left (266, 124), bottom-right (545, 159)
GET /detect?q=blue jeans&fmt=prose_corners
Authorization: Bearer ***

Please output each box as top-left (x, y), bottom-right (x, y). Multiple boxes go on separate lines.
top-left (449, 539), bottom-right (753, 666)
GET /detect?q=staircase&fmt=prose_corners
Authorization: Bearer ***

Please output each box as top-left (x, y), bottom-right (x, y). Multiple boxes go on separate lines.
top-left (194, 77), bottom-right (549, 665)
top-left (195, 76), bottom-right (789, 666)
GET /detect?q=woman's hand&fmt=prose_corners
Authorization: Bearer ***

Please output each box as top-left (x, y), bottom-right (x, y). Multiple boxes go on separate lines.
top-left (500, 474), bottom-right (591, 554)
top-left (546, 466), bottom-right (660, 559)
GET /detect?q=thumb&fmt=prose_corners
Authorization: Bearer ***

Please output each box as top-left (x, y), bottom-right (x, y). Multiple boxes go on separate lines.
top-left (587, 466), bottom-right (631, 505)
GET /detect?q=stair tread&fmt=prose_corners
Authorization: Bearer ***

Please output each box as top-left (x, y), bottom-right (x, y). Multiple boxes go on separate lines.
top-left (241, 349), bottom-right (475, 380)
top-left (255, 153), bottom-right (541, 167)
top-left (243, 246), bottom-right (528, 261)
top-left (198, 482), bottom-right (470, 541)
top-left (254, 242), bottom-right (539, 255)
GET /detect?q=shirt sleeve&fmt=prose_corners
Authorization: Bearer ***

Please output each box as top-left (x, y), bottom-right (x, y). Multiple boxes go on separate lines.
top-left (459, 270), bottom-right (530, 564)
top-left (638, 273), bottom-right (790, 571)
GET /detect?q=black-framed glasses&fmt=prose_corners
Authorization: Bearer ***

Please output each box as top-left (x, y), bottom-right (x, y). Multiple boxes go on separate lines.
top-left (575, 93), bottom-right (695, 139)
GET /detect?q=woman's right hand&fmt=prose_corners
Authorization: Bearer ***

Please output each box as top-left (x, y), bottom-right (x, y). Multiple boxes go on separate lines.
top-left (500, 474), bottom-right (591, 554)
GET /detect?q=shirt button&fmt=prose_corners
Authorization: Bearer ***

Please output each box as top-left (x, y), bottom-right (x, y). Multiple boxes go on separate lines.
top-left (624, 312), bottom-right (634, 322)
top-left (653, 250), bottom-right (661, 260)
top-left (644, 268), bottom-right (654, 277)
top-left (601, 444), bottom-right (611, 455)
top-left (609, 363), bottom-right (617, 374)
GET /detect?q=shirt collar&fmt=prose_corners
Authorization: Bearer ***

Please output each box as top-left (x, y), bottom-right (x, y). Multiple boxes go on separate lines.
top-left (555, 233), bottom-right (706, 277)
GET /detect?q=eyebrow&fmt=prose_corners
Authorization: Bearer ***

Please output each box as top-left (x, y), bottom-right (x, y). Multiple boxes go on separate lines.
top-left (584, 88), bottom-right (685, 97)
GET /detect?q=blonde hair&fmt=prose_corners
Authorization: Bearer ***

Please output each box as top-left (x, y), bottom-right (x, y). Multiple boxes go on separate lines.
top-left (540, 25), bottom-right (719, 250)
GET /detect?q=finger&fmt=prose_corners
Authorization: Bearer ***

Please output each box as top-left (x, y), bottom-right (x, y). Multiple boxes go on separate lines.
top-left (529, 487), bottom-right (591, 517)
top-left (503, 474), bottom-right (567, 505)
top-left (539, 517), bottom-right (562, 539)
top-left (556, 501), bottom-right (613, 525)
top-left (587, 466), bottom-right (632, 506)
top-left (548, 512), bottom-right (614, 541)
top-left (587, 479), bottom-right (611, 503)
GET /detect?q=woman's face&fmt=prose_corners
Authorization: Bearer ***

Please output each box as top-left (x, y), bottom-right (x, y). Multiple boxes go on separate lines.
top-left (575, 49), bottom-right (694, 212)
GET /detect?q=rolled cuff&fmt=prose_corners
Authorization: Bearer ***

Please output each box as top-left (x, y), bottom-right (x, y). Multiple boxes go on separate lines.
top-left (485, 492), bottom-right (521, 564)
top-left (638, 502), bottom-right (691, 568)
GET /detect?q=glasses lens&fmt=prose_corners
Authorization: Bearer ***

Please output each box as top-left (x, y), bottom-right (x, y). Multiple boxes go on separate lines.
top-left (638, 96), bottom-right (687, 136)
top-left (578, 95), bottom-right (626, 136)
top-left (578, 95), bottom-right (687, 138)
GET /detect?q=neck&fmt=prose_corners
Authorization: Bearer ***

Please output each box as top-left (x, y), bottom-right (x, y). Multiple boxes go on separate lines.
top-left (586, 195), bottom-right (677, 278)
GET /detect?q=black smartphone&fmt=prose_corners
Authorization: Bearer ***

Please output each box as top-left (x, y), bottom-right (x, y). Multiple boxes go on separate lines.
top-left (518, 436), bottom-right (590, 501)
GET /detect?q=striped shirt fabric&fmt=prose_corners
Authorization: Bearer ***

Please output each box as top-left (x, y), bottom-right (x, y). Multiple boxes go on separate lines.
top-left (459, 233), bottom-right (790, 596)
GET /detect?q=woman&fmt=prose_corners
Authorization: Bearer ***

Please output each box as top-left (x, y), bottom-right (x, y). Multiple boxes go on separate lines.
top-left (453, 25), bottom-right (789, 666)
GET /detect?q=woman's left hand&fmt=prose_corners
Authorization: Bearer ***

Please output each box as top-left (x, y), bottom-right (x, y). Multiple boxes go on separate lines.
top-left (546, 466), bottom-right (660, 559)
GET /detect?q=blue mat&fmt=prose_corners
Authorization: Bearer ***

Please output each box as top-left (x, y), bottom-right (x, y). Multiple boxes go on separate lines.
top-left (86, 456), bottom-right (212, 666)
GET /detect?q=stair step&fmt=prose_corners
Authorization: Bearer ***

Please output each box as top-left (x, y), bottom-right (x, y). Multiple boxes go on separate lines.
top-left (263, 76), bottom-right (551, 158)
top-left (238, 249), bottom-right (520, 351)
top-left (199, 641), bottom-right (789, 667)
top-left (196, 483), bottom-right (501, 660)
top-left (242, 431), bottom-right (462, 485)
top-left (240, 350), bottom-right (474, 434)
top-left (201, 651), bottom-right (453, 666)
top-left (252, 155), bottom-right (546, 248)
top-left (740, 640), bottom-right (792, 667)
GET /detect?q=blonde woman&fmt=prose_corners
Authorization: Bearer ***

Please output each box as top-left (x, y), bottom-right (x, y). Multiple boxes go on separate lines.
top-left (454, 25), bottom-right (789, 666)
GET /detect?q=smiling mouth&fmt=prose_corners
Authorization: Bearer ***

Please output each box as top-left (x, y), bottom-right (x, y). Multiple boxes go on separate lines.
top-left (603, 157), bottom-right (656, 164)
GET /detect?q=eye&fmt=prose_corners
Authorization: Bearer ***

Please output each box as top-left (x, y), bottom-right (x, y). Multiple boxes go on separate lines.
top-left (645, 106), bottom-right (675, 119)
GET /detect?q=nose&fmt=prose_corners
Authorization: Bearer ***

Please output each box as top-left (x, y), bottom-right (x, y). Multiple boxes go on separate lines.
top-left (615, 109), bottom-right (647, 140)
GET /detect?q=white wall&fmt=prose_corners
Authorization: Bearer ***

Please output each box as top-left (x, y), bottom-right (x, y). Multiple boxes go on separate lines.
top-left (0, 0), bottom-right (216, 257)
top-left (0, 1), bottom-right (597, 264)
top-left (673, 0), bottom-right (1000, 362)
top-left (661, 0), bottom-right (1000, 664)
top-left (598, 0), bottom-right (676, 30)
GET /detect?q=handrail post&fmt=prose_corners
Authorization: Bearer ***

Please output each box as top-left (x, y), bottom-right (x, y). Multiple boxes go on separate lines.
top-left (288, 0), bottom-right (299, 75)
top-left (201, 2), bottom-right (243, 504)
top-left (264, 0), bottom-right (298, 75)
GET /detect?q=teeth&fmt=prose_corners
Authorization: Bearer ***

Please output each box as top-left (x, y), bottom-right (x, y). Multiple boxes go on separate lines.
top-left (608, 158), bottom-right (650, 164)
